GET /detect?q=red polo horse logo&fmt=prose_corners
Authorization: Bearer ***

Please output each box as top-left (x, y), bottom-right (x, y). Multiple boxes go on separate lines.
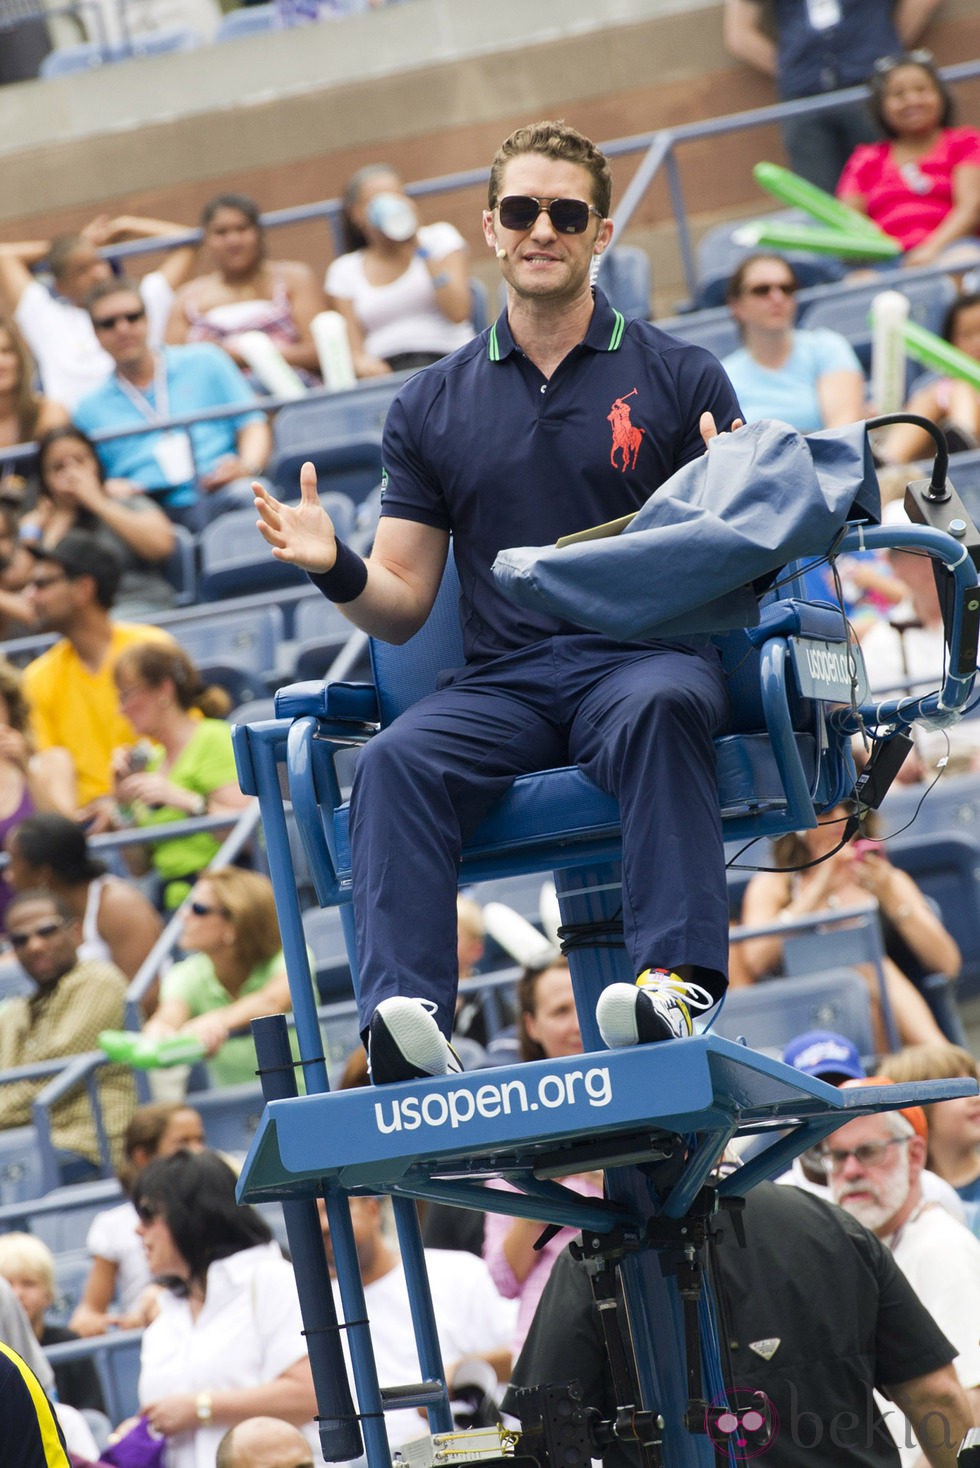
top-left (607, 388), bottom-right (645, 471)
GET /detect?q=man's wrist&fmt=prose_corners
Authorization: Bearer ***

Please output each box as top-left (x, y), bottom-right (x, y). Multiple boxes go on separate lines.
top-left (308, 539), bottom-right (368, 603)
top-left (195, 1391), bottom-right (213, 1423)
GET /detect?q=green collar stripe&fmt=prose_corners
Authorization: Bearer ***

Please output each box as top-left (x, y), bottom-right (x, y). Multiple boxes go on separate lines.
top-left (607, 310), bottom-right (625, 351)
top-left (488, 322), bottom-right (501, 361)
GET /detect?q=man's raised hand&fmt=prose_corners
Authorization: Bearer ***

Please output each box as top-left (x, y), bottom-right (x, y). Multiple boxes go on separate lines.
top-left (253, 461), bottom-right (338, 574)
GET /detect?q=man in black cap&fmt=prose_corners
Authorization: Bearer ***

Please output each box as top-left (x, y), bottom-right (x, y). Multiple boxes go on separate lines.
top-left (20, 528), bottom-right (173, 827)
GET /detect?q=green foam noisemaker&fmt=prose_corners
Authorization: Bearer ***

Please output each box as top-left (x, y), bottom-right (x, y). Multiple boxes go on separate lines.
top-left (752, 162), bottom-right (888, 239)
top-left (901, 319), bottom-right (980, 391)
top-left (99, 1029), bottom-right (207, 1069)
top-left (732, 219), bottom-right (901, 260)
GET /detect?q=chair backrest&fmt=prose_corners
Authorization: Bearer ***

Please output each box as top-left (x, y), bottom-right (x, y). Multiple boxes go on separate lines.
top-left (656, 310), bottom-right (739, 361)
top-left (162, 602), bottom-right (285, 683)
top-left (712, 968), bottom-right (876, 1059)
top-left (196, 497), bottom-right (355, 601)
top-left (800, 272), bottom-right (958, 350)
top-left (271, 382), bottom-right (405, 454)
top-left (695, 210), bottom-right (844, 309)
top-left (161, 521), bottom-right (197, 606)
top-left (888, 831), bottom-right (980, 996)
top-left (594, 245), bottom-right (652, 321)
top-left (190, 1082), bottom-right (266, 1158)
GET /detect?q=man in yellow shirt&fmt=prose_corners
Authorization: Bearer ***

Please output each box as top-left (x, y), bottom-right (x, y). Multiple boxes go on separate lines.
top-left (21, 529), bottom-right (173, 825)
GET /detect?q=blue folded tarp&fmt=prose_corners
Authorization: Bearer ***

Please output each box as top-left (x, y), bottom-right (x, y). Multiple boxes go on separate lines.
top-left (492, 419), bottom-right (880, 641)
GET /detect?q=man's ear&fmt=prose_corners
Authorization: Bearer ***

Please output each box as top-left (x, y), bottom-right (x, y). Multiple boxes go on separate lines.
top-left (907, 1133), bottom-right (928, 1182)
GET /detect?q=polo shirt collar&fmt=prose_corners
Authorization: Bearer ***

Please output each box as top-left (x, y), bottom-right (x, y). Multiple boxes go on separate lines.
top-left (487, 286), bottom-right (625, 362)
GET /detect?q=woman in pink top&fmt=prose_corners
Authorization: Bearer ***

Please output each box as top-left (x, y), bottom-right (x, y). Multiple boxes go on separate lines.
top-left (836, 52), bottom-right (980, 269)
top-left (482, 958), bottom-right (602, 1356)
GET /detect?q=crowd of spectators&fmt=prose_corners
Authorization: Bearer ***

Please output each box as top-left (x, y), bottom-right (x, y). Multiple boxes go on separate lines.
top-left (0, 36), bottom-right (980, 1468)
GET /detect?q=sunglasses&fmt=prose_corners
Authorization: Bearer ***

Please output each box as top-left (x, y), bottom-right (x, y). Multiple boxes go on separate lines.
top-left (8, 919), bottom-right (66, 949)
top-left (92, 308), bottom-right (146, 331)
top-left (742, 281), bottom-right (798, 298)
top-left (497, 195), bottom-right (602, 235)
top-left (873, 48), bottom-right (933, 75)
top-left (26, 573), bottom-right (68, 591)
top-left (189, 900), bottom-right (227, 918)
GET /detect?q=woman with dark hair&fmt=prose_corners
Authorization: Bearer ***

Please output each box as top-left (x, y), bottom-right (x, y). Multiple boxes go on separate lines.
top-left (836, 51), bottom-right (980, 268)
top-left (721, 252), bottom-right (866, 431)
top-left (111, 641), bottom-right (252, 911)
top-left (131, 1149), bottom-right (318, 1467)
top-left (70, 1102), bottom-right (206, 1339)
top-left (4, 810), bottom-right (163, 980)
top-left (877, 291), bottom-right (980, 462)
top-left (325, 163), bottom-right (474, 378)
top-left (166, 193), bottom-right (325, 385)
top-left (21, 426), bottom-right (176, 618)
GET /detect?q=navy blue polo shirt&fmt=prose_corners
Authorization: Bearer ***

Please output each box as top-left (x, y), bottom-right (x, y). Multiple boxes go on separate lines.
top-left (0, 1344), bottom-right (70, 1467)
top-left (380, 289), bottom-right (742, 663)
top-left (766, 0), bottom-right (899, 97)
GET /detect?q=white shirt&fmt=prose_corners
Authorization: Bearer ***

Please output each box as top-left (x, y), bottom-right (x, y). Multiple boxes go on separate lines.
top-left (878, 1201), bottom-right (980, 1466)
top-left (325, 222), bottom-right (474, 362)
top-left (861, 612), bottom-right (980, 768)
top-left (778, 1157), bottom-right (968, 1223)
top-left (14, 271), bottom-right (173, 410)
top-left (86, 1199), bottom-right (151, 1313)
top-left (139, 1241), bottom-right (322, 1468)
top-left (332, 1249), bottom-right (517, 1453)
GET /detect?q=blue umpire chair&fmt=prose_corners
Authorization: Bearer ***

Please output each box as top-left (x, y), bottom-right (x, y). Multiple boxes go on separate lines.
top-left (231, 456), bottom-right (980, 1468)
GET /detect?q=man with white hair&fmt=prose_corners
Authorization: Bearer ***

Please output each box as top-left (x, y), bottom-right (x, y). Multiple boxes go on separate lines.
top-left (824, 1087), bottom-right (980, 1463)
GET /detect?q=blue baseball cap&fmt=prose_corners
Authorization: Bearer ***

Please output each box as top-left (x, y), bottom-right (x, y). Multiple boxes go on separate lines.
top-left (782, 1030), bottom-right (866, 1082)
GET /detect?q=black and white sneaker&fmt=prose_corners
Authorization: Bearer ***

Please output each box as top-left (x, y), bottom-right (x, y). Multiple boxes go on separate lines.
top-left (368, 997), bottom-right (463, 1085)
top-left (596, 969), bottom-right (715, 1048)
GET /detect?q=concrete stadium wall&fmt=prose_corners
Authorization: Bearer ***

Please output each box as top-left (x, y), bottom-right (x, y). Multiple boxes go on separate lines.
top-left (2, 0), bottom-right (979, 314)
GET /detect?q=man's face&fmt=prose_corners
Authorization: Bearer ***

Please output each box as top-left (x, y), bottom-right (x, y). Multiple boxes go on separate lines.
top-left (318, 1194), bottom-right (380, 1278)
top-left (2, 1268), bottom-right (52, 1333)
top-left (824, 1114), bottom-right (915, 1234)
top-left (483, 154), bottom-right (613, 305)
top-left (23, 558), bottom-right (83, 635)
top-left (7, 898), bottom-right (79, 989)
top-left (88, 289), bottom-right (149, 372)
top-left (56, 245), bottom-right (112, 306)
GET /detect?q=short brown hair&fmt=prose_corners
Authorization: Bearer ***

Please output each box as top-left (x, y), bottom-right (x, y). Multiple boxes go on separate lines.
top-left (725, 253), bottom-right (799, 305)
top-left (488, 120), bottom-right (612, 218)
top-left (115, 641), bottom-right (230, 720)
top-left (84, 275), bottom-right (143, 319)
top-left (203, 868), bottom-right (282, 974)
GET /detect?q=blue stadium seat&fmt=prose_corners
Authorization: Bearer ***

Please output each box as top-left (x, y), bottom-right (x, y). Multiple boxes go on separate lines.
top-left (39, 26), bottom-right (200, 75)
top-left (656, 309), bottom-right (739, 360)
top-left (195, 495), bottom-right (355, 602)
top-left (44, 1330), bottom-right (143, 1426)
top-left (712, 968), bottom-right (876, 1061)
top-left (188, 1082), bottom-right (266, 1158)
top-left (49, 1248), bottom-right (93, 1328)
top-left (267, 377), bottom-right (412, 505)
top-left (0, 1178), bottom-right (122, 1253)
top-left (161, 521), bottom-right (197, 607)
top-left (158, 602), bottom-right (285, 688)
top-left (694, 209), bottom-right (845, 308)
top-left (889, 831), bottom-right (980, 1001)
top-left (214, 2), bottom-right (279, 40)
top-left (799, 271), bottom-right (958, 373)
top-left (594, 244), bottom-right (652, 321)
top-left (0, 1128), bottom-right (44, 1205)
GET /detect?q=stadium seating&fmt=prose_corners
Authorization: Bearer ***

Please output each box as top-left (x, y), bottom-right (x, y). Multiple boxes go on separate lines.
top-left (44, 1329), bottom-right (143, 1425)
top-left (693, 209), bottom-right (845, 309)
top-left (49, 1247), bottom-right (93, 1327)
top-left (712, 968), bottom-right (876, 1061)
top-left (656, 308), bottom-right (739, 360)
top-left (594, 244), bottom-right (652, 321)
top-left (195, 493), bottom-right (356, 602)
top-left (214, 1), bottom-right (279, 40)
top-left (889, 830), bottom-right (980, 1002)
top-left (267, 376), bottom-right (412, 505)
top-left (800, 272), bottom-right (958, 373)
top-left (161, 521), bottom-right (197, 607)
top-left (39, 25), bottom-right (200, 75)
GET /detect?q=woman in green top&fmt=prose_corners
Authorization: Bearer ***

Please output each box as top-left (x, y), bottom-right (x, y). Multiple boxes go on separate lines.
top-left (111, 642), bottom-right (252, 911)
top-left (141, 867), bottom-right (294, 1087)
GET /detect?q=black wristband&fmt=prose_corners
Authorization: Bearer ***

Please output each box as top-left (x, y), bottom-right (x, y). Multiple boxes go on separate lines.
top-left (308, 539), bottom-right (368, 603)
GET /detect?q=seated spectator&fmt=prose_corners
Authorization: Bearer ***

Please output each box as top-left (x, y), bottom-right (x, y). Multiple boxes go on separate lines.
top-left (140, 869), bottom-right (299, 1088)
top-left (0, 889), bottom-right (135, 1184)
top-left (167, 194), bottom-right (325, 387)
top-left (130, 1149), bottom-right (319, 1463)
top-left (23, 426), bottom-right (176, 618)
top-left (110, 642), bottom-right (252, 912)
top-left (736, 804), bottom-right (953, 1051)
top-left (4, 812), bottom-right (163, 984)
top-left (860, 503), bottom-right (980, 779)
top-left (0, 1232), bottom-right (105, 1415)
top-left (70, 1101), bottom-right (206, 1339)
top-left (216, 1416), bottom-right (316, 1468)
top-left (326, 163), bottom-right (474, 378)
top-left (0, 1275), bottom-right (103, 1465)
top-left (0, 659), bottom-right (61, 932)
top-left (721, 253), bottom-right (866, 431)
top-left (877, 292), bottom-right (980, 462)
top-left (837, 52), bottom-right (980, 270)
top-left (18, 529), bottom-right (174, 825)
top-left (880, 1042), bottom-right (980, 1238)
top-left (73, 277), bottom-right (272, 534)
top-left (319, 1191), bottom-right (515, 1454)
top-left (0, 213), bottom-right (198, 410)
top-left (482, 957), bottom-right (602, 1357)
top-left (0, 314), bottom-right (68, 511)
top-left (0, 504), bottom-right (36, 639)
top-left (823, 1081), bottom-right (980, 1462)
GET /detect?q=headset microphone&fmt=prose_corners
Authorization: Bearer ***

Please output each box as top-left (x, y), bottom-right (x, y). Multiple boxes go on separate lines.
top-left (495, 246), bottom-right (507, 259)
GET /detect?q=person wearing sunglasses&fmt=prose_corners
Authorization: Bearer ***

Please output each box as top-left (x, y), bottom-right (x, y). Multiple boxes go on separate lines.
top-left (836, 51), bottom-right (980, 269)
top-left (824, 1080), bottom-right (980, 1465)
top-left (723, 0), bottom-right (944, 196)
top-left (254, 119), bottom-right (742, 1084)
top-left (722, 252), bottom-right (867, 432)
top-left (140, 868), bottom-right (296, 1089)
top-left (0, 890), bottom-right (134, 1185)
top-left (325, 163), bottom-right (475, 379)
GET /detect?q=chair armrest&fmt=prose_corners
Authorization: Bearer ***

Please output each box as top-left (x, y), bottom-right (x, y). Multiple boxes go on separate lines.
top-left (275, 680), bottom-right (379, 725)
top-left (746, 598), bottom-right (850, 645)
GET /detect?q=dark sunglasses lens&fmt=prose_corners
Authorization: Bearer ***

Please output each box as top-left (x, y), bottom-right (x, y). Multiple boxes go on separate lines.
top-left (498, 196), bottom-right (539, 231)
top-left (549, 199), bottom-right (591, 233)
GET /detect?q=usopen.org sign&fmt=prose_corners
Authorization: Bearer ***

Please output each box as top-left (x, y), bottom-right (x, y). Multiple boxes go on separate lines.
top-left (789, 635), bottom-right (868, 703)
top-left (373, 1065), bottom-right (613, 1135)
